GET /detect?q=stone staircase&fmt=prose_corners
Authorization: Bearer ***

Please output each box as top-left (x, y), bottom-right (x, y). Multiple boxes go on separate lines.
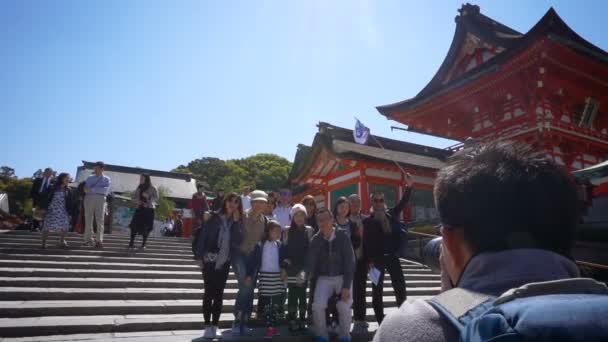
top-left (0, 231), bottom-right (441, 342)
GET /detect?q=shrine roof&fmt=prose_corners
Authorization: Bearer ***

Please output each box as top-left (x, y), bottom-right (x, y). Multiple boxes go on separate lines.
top-left (377, 4), bottom-right (608, 118)
top-left (289, 122), bottom-right (451, 183)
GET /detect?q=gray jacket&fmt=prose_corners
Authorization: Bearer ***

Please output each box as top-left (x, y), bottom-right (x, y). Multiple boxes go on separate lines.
top-left (373, 248), bottom-right (580, 342)
top-left (307, 228), bottom-right (355, 289)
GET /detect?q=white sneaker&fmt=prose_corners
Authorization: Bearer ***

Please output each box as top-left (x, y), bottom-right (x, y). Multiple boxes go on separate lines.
top-left (203, 326), bottom-right (214, 339)
top-left (211, 325), bottom-right (219, 338)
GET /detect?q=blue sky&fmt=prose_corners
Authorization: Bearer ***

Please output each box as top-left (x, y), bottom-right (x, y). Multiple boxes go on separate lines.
top-left (2, 0), bottom-right (607, 178)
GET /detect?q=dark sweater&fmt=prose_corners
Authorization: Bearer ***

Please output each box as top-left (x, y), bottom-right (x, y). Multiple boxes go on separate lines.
top-left (363, 186), bottom-right (412, 265)
top-left (282, 224), bottom-right (314, 276)
top-left (246, 240), bottom-right (285, 277)
top-left (307, 228), bottom-right (355, 289)
top-left (192, 213), bottom-right (241, 260)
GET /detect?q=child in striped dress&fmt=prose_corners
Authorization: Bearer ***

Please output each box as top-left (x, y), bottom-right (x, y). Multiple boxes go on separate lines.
top-left (246, 220), bottom-right (286, 338)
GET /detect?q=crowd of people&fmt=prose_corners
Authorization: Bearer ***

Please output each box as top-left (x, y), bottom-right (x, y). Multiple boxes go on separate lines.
top-left (30, 161), bottom-right (175, 250)
top-left (27, 141), bottom-right (608, 341)
top-left (30, 162), bottom-right (111, 249)
top-left (192, 174), bottom-right (416, 341)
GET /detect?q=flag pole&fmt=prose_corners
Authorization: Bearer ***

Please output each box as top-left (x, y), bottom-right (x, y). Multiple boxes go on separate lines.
top-left (354, 117), bottom-right (408, 175)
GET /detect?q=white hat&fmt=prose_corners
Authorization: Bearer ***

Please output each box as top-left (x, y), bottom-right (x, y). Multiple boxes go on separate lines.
top-left (250, 190), bottom-right (268, 203)
top-left (290, 203), bottom-right (307, 218)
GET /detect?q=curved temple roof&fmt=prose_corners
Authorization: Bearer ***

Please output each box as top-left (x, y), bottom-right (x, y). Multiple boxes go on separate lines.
top-left (377, 4), bottom-right (608, 118)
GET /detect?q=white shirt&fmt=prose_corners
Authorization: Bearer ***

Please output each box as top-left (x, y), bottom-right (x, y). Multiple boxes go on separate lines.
top-left (273, 204), bottom-right (292, 228)
top-left (39, 177), bottom-right (52, 193)
top-left (261, 241), bottom-right (281, 273)
top-left (241, 194), bottom-right (251, 211)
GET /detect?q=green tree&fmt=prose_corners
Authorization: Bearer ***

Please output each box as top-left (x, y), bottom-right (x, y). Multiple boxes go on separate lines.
top-left (173, 154), bottom-right (292, 194)
top-left (236, 153), bottom-right (292, 191)
top-left (0, 166), bottom-right (16, 179)
top-left (0, 176), bottom-right (33, 217)
top-left (155, 187), bottom-right (175, 220)
top-left (173, 157), bottom-right (229, 192)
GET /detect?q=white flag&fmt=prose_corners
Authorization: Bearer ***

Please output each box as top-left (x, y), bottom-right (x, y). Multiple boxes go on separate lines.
top-left (354, 119), bottom-right (370, 145)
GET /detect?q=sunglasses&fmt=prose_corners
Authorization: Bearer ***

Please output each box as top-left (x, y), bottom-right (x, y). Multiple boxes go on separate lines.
top-left (280, 191), bottom-right (291, 197)
top-left (303, 201), bottom-right (315, 206)
top-left (373, 198), bottom-right (385, 203)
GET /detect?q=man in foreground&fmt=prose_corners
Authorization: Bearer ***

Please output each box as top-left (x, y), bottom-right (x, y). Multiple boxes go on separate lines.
top-left (308, 207), bottom-right (355, 342)
top-left (374, 142), bottom-right (608, 341)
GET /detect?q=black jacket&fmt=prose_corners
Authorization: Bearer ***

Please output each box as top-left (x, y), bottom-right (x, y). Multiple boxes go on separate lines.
top-left (40, 187), bottom-right (76, 215)
top-left (363, 186), bottom-right (412, 265)
top-left (30, 177), bottom-right (55, 207)
top-left (247, 240), bottom-right (286, 277)
top-left (307, 229), bottom-right (355, 289)
top-left (336, 219), bottom-right (362, 253)
top-left (282, 225), bottom-right (314, 276)
top-left (192, 213), bottom-right (241, 260)
top-left (307, 214), bottom-right (319, 234)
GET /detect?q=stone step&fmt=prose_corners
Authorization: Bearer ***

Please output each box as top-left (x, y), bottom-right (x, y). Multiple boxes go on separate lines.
top-left (0, 295), bottom-right (432, 318)
top-left (0, 248), bottom-right (197, 260)
top-left (0, 253), bottom-right (199, 265)
top-left (0, 261), bottom-right (431, 275)
top-left (0, 267), bottom-right (437, 281)
top-left (0, 233), bottom-right (192, 245)
top-left (0, 253), bottom-right (427, 269)
top-left (0, 232), bottom-right (438, 340)
top-left (0, 286), bottom-right (441, 301)
top-left (0, 276), bottom-right (440, 290)
top-left (0, 242), bottom-right (192, 255)
top-left (0, 328), bottom-right (380, 342)
top-left (0, 308), bottom-right (397, 338)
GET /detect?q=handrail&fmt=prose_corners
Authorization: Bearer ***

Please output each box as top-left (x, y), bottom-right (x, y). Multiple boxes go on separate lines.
top-left (406, 231), bottom-right (608, 271)
top-left (407, 231), bottom-right (440, 239)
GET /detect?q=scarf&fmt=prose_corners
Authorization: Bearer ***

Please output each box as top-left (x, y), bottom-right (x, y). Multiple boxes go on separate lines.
top-left (215, 215), bottom-right (232, 269)
top-left (374, 210), bottom-right (392, 234)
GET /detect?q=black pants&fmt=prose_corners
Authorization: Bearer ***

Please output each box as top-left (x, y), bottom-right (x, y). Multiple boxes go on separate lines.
top-left (371, 254), bottom-right (407, 323)
top-left (129, 230), bottom-right (149, 247)
top-left (352, 259), bottom-right (368, 321)
top-left (129, 207), bottom-right (154, 247)
top-left (202, 262), bottom-right (230, 325)
top-left (258, 294), bottom-right (285, 327)
top-left (287, 283), bottom-right (307, 320)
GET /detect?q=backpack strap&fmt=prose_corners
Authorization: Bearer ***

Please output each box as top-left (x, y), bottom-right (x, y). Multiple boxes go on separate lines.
top-left (427, 278), bottom-right (608, 335)
top-left (426, 288), bottom-right (495, 334)
top-left (495, 278), bottom-right (608, 305)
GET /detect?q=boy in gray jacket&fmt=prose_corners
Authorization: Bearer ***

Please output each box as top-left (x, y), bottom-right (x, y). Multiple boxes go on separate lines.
top-left (308, 207), bottom-right (355, 342)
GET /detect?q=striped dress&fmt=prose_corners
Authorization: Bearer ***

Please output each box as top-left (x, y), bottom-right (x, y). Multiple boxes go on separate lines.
top-left (258, 241), bottom-right (286, 296)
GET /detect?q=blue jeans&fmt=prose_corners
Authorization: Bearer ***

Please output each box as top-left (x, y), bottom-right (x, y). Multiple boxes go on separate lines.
top-left (232, 252), bottom-right (256, 316)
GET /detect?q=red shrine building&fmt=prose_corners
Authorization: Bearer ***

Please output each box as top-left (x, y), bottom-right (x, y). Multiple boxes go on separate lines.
top-left (377, 4), bottom-right (608, 173)
top-left (289, 122), bottom-right (451, 221)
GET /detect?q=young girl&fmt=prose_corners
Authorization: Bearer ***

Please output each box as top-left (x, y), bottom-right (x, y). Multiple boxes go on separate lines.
top-left (40, 173), bottom-right (75, 249)
top-left (194, 192), bottom-right (243, 340)
top-left (282, 204), bottom-right (314, 333)
top-left (246, 220), bottom-right (285, 338)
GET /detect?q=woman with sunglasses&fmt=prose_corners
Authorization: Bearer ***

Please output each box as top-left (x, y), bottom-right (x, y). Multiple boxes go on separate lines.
top-left (194, 192), bottom-right (243, 340)
top-left (362, 173), bottom-right (414, 325)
